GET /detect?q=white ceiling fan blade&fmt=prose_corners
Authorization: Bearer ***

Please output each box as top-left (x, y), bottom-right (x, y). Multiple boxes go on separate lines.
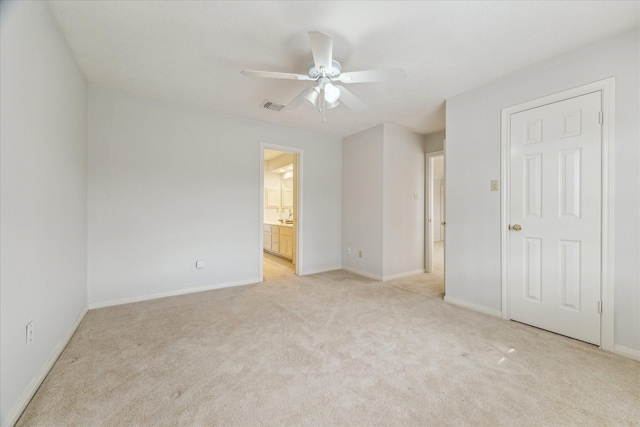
top-left (285, 87), bottom-right (315, 110)
top-left (241, 70), bottom-right (311, 81)
top-left (338, 68), bottom-right (407, 83)
top-left (309, 31), bottom-right (333, 71)
top-left (336, 86), bottom-right (366, 112)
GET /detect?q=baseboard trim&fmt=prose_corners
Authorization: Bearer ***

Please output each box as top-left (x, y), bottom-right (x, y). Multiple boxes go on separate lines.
top-left (383, 269), bottom-right (426, 281)
top-left (444, 295), bottom-right (502, 318)
top-left (341, 266), bottom-right (383, 281)
top-left (300, 265), bottom-right (343, 276)
top-left (613, 344), bottom-right (640, 361)
top-left (88, 278), bottom-right (260, 309)
top-left (341, 267), bottom-right (427, 282)
top-left (2, 307), bottom-right (88, 427)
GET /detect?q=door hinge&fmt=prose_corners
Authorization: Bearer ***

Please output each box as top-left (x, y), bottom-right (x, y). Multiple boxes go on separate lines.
top-left (598, 111), bottom-right (603, 125)
top-left (598, 301), bottom-right (602, 314)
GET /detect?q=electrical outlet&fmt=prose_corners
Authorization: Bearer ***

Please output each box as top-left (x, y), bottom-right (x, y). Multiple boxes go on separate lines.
top-left (346, 247), bottom-right (351, 255)
top-left (414, 192), bottom-right (419, 200)
top-left (358, 250), bottom-right (363, 258)
top-left (26, 321), bottom-right (33, 345)
top-left (196, 260), bottom-right (205, 269)
top-left (490, 180), bottom-right (499, 191)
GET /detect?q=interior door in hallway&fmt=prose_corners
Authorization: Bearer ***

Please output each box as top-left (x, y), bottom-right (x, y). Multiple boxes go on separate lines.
top-left (508, 91), bottom-right (602, 345)
top-left (426, 152), bottom-right (445, 275)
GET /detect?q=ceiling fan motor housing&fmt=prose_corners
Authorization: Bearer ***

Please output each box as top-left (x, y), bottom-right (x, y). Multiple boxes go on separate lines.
top-left (307, 60), bottom-right (342, 79)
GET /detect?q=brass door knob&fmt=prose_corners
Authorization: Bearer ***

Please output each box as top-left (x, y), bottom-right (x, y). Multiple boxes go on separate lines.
top-left (510, 224), bottom-right (522, 231)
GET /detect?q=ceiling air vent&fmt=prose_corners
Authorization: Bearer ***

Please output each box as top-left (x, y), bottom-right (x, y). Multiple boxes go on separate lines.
top-left (261, 100), bottom-right (285, 112)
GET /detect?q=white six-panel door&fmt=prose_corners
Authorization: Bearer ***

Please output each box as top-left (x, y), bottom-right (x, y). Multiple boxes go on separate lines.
top-left (508, 91), bottom-right (602, 345)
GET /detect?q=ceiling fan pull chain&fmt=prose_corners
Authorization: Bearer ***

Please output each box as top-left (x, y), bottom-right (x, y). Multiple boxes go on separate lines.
top-left (322, 90), bottom-right (326, 122)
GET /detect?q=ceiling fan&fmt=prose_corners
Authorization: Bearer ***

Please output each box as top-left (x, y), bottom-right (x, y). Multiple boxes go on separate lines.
top-left (241, 31), bottom-right (407, 120)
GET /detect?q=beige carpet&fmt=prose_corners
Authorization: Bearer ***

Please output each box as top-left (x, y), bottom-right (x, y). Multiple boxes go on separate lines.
top-left (17, 268), bottom-right (639, 426)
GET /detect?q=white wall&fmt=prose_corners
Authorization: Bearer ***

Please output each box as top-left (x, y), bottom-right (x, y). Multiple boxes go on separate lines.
top-left (0, 1), bottom-right (88, 424)
top-left (88, 86), bottom-right (342, 305)
top-left (425, 130), bottom-right (445, 153)
top-left (446, 29), bottom-right (639, 351)
top-left (342, 123), bottom-right (425, 280)
top-left (342, 125), bottom-right (384, 279)
top-left (382, 124), bottom-right (425, 279)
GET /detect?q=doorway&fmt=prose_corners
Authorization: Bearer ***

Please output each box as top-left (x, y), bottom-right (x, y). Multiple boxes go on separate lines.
top-left (260, 144), bottom-right (302, 281)
top-left (501, 79), bottom-right (615, 350)
top-left (426, 151), bottom-right (445, 280)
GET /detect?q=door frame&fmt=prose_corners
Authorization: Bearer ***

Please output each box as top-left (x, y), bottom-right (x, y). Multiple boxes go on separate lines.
top-left (500, 78), bottom-right (615, 351)
top-left (425, 150), bottom-right (444, 274)
top-left (259, 142), bottom-right (304, 279)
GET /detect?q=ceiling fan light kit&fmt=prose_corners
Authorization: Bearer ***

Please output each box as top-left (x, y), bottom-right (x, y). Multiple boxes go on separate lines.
top-left (326, 99), bottom-right (340, 110)
top-left (323, 82), bottom-right (340, 103)
top-left (241, 31), bottom-right (407, 121)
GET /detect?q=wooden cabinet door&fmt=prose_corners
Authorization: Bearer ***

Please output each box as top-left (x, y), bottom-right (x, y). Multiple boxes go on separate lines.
top-left (263, 232), bottom-right (271, 250)
top-left (280, 235), bottom-right (293, 258)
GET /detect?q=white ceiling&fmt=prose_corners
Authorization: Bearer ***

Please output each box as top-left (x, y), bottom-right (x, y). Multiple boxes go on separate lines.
top-left (48, 1), bottom-right (639, 138)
